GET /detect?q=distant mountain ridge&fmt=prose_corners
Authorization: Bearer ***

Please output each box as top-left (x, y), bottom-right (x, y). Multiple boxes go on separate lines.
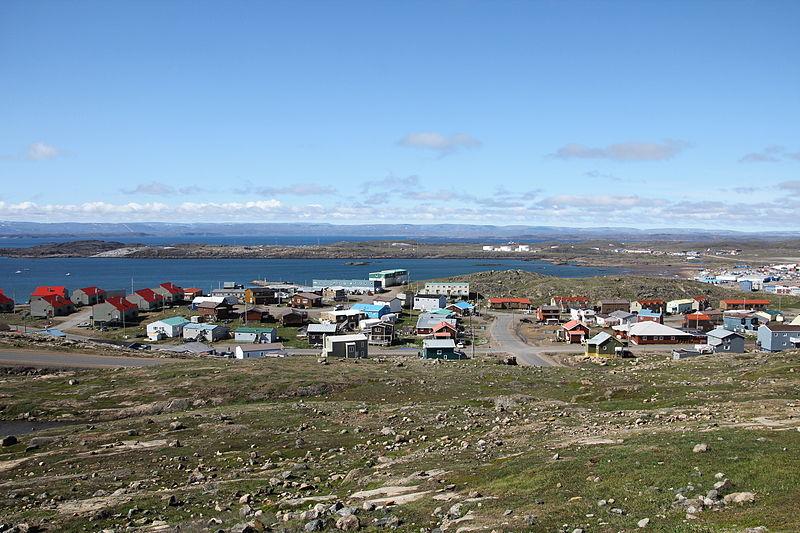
top-left (0, 221), bottom-right (797, 242)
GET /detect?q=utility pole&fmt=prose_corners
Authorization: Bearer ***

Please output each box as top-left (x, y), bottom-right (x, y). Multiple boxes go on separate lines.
top-left (470, 310), bottom-right (475, 359)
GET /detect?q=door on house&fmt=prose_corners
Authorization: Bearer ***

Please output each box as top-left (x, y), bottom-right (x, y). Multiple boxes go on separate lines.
top-left (346, 343), bottom-right (356, 357)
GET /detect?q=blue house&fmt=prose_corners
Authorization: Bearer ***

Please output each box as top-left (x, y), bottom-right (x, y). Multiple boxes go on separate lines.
top-left (350, 303), bottom-right (390, 320)
top-left (723, 312), bottom-right (760, 333)
top-left (757, 324), bottom-right (800, 352)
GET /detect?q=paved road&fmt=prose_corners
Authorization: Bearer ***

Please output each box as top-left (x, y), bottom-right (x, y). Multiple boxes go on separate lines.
top-left (0, 349), bottom-right (171, 368)
top-left (487, 312), bottom-right (575, 366)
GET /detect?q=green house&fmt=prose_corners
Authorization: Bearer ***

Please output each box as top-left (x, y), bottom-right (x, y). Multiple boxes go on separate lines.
top-left (585, 332), bottom-right (625, 356)
top-left (421, 339), bottom-right (466, 360)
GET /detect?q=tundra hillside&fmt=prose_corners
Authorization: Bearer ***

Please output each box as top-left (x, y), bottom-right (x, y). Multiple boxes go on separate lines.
top-left (1, 351), bottom-right (799, 532)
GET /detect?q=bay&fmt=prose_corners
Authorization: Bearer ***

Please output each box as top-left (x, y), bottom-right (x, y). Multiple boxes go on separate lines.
top-left (0, 257), bottom-right (619, 302)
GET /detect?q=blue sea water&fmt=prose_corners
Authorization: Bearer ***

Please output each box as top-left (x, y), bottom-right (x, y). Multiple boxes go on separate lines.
top-left (0, 257), bottom-right (619, 302)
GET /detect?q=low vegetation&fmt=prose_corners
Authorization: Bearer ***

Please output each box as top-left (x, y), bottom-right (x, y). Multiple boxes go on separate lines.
top-left (2, 349), bottom-right (799, 531)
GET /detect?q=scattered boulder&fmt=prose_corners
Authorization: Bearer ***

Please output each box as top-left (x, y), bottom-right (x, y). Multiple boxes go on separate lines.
top-left (723, 492), bottom-right (755, 505)
top-left (335, 515), bottom-right (360, 531)
top-left (1, 435), bottom-right (18, 447)
top-left (693, 443), bottom-right (708, 453)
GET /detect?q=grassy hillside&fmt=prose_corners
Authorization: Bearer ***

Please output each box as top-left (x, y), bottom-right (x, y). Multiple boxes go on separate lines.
top-left (1, 351), bottom-right (800, 531)
top-left (443, 269), bottom-right (800, 309)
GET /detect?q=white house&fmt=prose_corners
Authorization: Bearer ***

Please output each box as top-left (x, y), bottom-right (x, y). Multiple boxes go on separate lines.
top-left (234, 343), bottom-right (287, 359)
top-left (422, 282), bottom-right (470, 298)
top-left (667, 299), bottom-right (695, 315)
top-left (569, 308), bottom-right (597, 325)
top-left (373, 296), bottom-right (402, 314)
top-left (146, 316), bottom-right (190, 341)
top-left (413, 294), bottom-right (447, 312)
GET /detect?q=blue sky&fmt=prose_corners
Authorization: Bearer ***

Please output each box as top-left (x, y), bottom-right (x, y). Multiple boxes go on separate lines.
top-left (1, 0), bottom-right (799, 229)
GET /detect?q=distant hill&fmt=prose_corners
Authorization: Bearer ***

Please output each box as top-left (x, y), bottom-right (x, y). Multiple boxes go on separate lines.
top-left (1, 221), bottom-right (799, 242)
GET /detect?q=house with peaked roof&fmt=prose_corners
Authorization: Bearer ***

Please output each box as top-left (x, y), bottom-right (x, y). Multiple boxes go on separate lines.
top-left (351, 303), bottom-right (390, 319)
top-left (757, 324), bottom-right (800, 352)
top-left (92, 297), bottom-right (139, 325)
top-left (30, 294), bottom-right (75, 318)
top-left (31, 286), bottom-right (69, 300)
top-left (234, 343), bottom-right (287, 359)
top-left (323, 333), bottom-right (369, 358)
top-left (431, 321), bottom-right (458, 339)
top-left (280, 309), bottom-right (308, 327)
top-left (234, 326), bottom-right (278, 344)
top-left (415, 313), bottom-right (457, 335)
top-left (585, 332), bottom-right (626, 356)
top-left (374, 296), bottom-right (402, 313)
top-left (421, 339), bottom-right (465, 360)
top-left (609, 310), bottom-right (637, 325)
top-left (446, 300), bottom-right (474, 316)
top-left (536, 305), bottom-right (561, 323)
top-left (71, 286), bottom-right (106, 306)
top-left (197, 300), bottom-right (233, 320)
top-left (127, 288), bottom-right (164, 311)
top-left (630, 299), bottom-right (666, 314)
top-left (636, 309), bottom-right (664, 324)
top-left (0, 291), bottom-right (15, 313)
top-left (488, 297), bottom-right (532, 310)
top-left (291, 292), bottom-right (323, 309)
top-left (557, 320), bottom-right (590, 344)
top-left (667, 299), bottom-right (695, 315)
top-left (307, 323), bottom-right (338, 346)
top-left (625, 322), bottom-right (694, 345)
top-left (154, 282), bottom-right (184, 304)
top-left (551, 296), bottom-right (590, 311)
top-left (368, 321), bottom-right (395, 346)
top-left (720, 299), bottom-right (770, 311)
top-left (683, 312), bottom-right (716, 332)
top-left (723, 311), bottom-right (761, 333)
top-left (596, 298), bottom-right (630, 314)
top-left (183, 323), bottom-right (229, 342)
top-left (147, 316), bottom-right (190, 340)
top-left (706, 327), bottom-right (745, 353)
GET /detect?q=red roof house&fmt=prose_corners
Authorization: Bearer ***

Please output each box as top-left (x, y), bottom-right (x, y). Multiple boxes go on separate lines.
top-left (720, 299), bottom-right (770, 311)
top-left (30, 294), bottom-right (76, 317)
top-left (155, 282), bottom-right (185, 303)
top-left (432, 321), bottom-right (458, 339)
top-left (488, 297), bottom-right (532, 309)
top-left (31, 286), bottom-right (69, 299)
top-left (0, 291), bottom-right (14, 312)
top-left (71, 286), bottom-right (107, 306)
top-left (558, 319), bottom-right (590, 344)
top-left (93, 296), bottom-right (139, 324)
top-left (126, 288), bottom-right (165, 311)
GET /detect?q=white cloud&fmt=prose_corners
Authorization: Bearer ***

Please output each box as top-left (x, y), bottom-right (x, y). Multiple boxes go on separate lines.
top-left (552, 140), bottom-right (689, 161)
top-left (398, 132), bottom-right (481, 156)
top-left (26, 142), bottom-right (61, 161)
